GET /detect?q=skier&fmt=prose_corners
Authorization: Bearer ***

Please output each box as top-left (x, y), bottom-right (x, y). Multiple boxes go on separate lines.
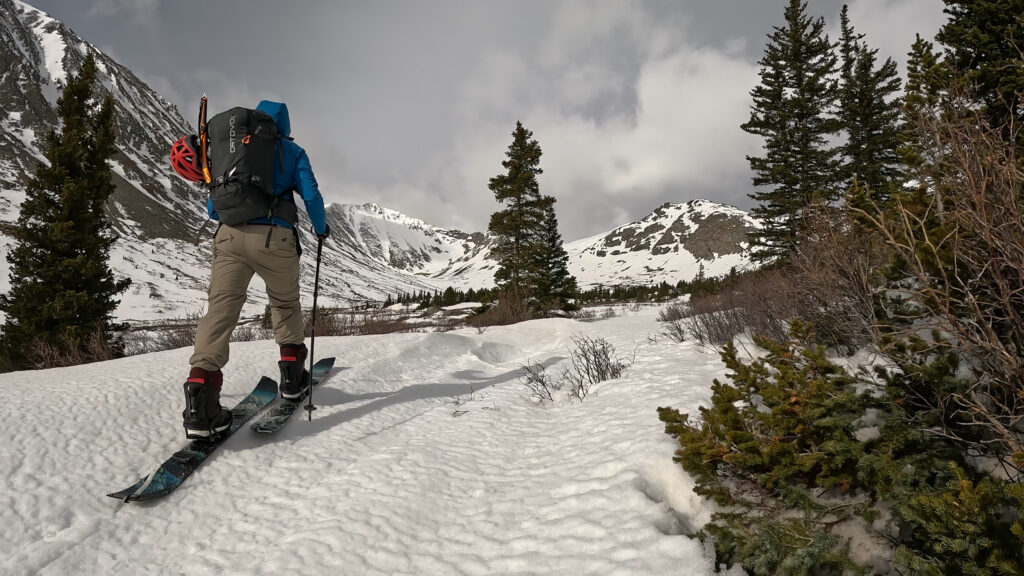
top-left (169, 100), bottom-right (330, 439)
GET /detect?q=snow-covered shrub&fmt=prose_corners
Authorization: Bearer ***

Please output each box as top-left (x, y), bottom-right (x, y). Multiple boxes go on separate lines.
top-left (521, 335), bottom-right (631, 404)
top-left (519, 360), bottom-right (560, 403)
top-left (681, 270), bottom-right (797, 348)
top-left (659, 321), bottom-right (877, 573)
top-left (570, 307), bottom-right (597, 321)
top-left (562, 334), bottom-right (630, 400)
top-left (660, 321), bottom-right (686, 344)
top-left (659, 321), bottom-right (1024, 575)
top-left (231, 321), bottom-right (271, 343)
top-left (658, 301), bottom-right (688, 323)
top-left (467, 288), bottom-right (532, 328)
top-left (681, 299), bottom-right (747, 348)
top-left (658, 302), bottom-right (689, 343)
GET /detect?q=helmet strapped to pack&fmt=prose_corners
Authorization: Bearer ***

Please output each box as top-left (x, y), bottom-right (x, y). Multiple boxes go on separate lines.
top-left (169, 134), bottom-right (204, 183)
top-left (206, 106), bottom-right (297, 227)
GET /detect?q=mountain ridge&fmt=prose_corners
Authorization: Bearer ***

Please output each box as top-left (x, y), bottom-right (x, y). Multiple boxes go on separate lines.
top-left (0, 0), bottom-right (759, 323)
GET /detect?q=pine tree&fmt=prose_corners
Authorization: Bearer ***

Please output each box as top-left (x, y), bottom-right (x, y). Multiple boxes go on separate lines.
top-left (441, 286), bottom-right (458, 307)
top-left (488, 121), bottom-right (547, 301)
top-left (937, 0), bottom-right (1024, 155)
top-left (836, 5), bottom-right (904, 203)
top-left (532, 197), bottom-right (577, 310)
top-left (741, 0), bottom-right (842, 264)
top-left (900, 34), bottom-right (948, 188)
top-left (0, 54), bottom-right (130, 369)
top-left (262, 303), bottom-right (273, 330)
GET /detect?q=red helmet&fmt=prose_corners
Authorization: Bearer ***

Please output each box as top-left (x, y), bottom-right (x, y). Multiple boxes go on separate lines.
top-left (170, 134), bottom-right (204, 183)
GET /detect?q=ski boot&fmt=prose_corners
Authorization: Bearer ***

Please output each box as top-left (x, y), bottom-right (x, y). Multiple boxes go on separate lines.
top-left (182, 367), bottom-right (233, 440)
top-left (279, 343), bottom-right (310, 400)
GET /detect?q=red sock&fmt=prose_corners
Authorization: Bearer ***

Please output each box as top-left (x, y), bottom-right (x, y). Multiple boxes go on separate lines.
top-left (187, 367), bottom-right (223, 390)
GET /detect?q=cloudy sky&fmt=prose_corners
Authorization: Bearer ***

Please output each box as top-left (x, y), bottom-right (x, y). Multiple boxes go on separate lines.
top-left (30, 0), bottom-right (948, 240)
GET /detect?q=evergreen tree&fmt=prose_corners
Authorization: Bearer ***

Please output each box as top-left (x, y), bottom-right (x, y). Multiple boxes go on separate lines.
top-left (741, 0), bottom-right (842, 264)
top-left (899, 34), bottom-right (948, 188)
top-left (532, 197), bottom-right (577, 309)
top-left (836, 5), bottom-right (904, 203)
top-left (0, 54), bottom-right (130, 369)
top-left (262, 303), bottom-right (273, 330)
top-left (937, 0), bottom-right (1024, 154)
top-left (487, 121), bottom-right (547, 300)
top-left (441, 286), bottom-right (458, 307)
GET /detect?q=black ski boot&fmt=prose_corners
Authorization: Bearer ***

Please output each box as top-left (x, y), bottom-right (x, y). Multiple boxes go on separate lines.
top-left (279, 343), bottom-right (310, 400)
top-left (182, 367), bottom-right (233, 440)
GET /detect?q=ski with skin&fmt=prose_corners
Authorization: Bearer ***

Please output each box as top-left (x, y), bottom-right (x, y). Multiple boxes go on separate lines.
top-left (107, 377), bottom-right (277, 503)
top-left (251, 357), bottom-right (336, 434)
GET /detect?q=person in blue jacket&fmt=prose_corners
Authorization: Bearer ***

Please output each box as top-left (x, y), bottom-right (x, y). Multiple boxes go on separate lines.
top-left (182, 100), bottom-right (330, 440)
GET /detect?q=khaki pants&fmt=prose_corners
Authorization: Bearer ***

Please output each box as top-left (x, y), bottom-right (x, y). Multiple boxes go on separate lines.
top-left (190, 224), bottom-right (305, 371)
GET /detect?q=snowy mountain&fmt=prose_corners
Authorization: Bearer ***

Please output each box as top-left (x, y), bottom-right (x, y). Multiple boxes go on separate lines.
top-left (0, 304), bottom-right (749, 575)
top-left (0, 0), bottom-right (760, 324)
top-left (0, 0), bottom-right (486, 320)
top-left (1, 0), bottom-right (212, 320)
top-left (566, 200), bottom-right (760, 289)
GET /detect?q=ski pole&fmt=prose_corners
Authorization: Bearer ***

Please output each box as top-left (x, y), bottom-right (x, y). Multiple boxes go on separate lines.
top-left (305, 233), bottom-right (324, 421)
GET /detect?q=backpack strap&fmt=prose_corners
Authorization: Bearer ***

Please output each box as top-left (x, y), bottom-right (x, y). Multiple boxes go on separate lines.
top-left (262, 186), bottom-right (300, 250)
top-left (268, 186), bottom-right (298, 225)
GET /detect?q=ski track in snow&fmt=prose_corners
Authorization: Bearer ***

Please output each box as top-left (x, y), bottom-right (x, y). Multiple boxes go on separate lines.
top-left (0, 307), bottom-right (732, 575)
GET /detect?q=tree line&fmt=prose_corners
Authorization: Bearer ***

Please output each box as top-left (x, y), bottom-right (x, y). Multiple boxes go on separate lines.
top-left (660, 1), bottom-right (1024, 573)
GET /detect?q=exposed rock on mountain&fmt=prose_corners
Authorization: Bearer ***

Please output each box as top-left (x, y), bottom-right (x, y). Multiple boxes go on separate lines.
top-left (1, 1), bottom-right (760, 323)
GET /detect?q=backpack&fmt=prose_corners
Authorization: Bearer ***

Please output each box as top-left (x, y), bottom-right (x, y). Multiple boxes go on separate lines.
top-left (205, 107), bottom-right (293, 226)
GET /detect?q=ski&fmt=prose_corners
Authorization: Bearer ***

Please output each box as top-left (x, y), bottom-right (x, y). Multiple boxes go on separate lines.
top-left (108, 376), bottom-right (277, 503)
top-left (251, 357), bottom-right (336, 434)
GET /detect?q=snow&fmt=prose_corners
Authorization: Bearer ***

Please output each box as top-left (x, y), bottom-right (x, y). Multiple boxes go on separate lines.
top-left (14, 0), bottom-right (67, 105)
top-left (443, 302), bottom-right (481, 311)
top-left (0, 305), bottom-right (737, 575)
top-left (566, 200), bottom-right (759, 288)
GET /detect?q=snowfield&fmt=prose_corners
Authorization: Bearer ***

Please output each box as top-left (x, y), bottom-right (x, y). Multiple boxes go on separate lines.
top-left (0, 305), bottom-right (741, 575)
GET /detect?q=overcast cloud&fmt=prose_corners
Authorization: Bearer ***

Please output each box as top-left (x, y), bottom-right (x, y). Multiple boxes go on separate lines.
top-left (29, 0), bottom-right (948, 240)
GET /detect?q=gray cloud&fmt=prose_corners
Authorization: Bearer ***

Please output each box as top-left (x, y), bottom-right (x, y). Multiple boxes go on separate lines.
top-left (86, 0), bottom-right (161, 26)
top-left (30, 0), bottom-right (948, 240)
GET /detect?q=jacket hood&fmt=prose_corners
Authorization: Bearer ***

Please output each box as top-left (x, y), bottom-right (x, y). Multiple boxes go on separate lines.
top-left (256, 100), bottom-right (290, 138)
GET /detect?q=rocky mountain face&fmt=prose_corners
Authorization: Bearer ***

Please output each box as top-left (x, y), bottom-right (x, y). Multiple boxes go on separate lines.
top-left (0, 0), bottom-right (484, 320)
top-left (566, 200), bottom-right (760, 288)
top-left (0, 0), bottom-right (205, 242)
top-left (0, 1), bottom-right (759, 324)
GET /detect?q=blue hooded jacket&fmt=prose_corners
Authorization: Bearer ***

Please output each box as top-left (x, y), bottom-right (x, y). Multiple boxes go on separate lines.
top-left (206, 100), bottom-right (327, 234)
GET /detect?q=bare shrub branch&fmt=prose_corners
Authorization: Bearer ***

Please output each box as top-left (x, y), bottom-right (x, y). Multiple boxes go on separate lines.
top-left (657, 301), bottom-right (689, 343)
top-left (683, 271), bottom-right (796, 348)
top-left (563, 334), bottom-right (631, 401)
top-left (30, 328), bottom-right (120, 368)
top-left (519, 360), bottom-right (561, 403)
top-left (789, 204), bottom-right (890, 354)
top-left (855, 95), bottom-right (1024, 463)
top-left (467, 286), bottom-right (531, 329)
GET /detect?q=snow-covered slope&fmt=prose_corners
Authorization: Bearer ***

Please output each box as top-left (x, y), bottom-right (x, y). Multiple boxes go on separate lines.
top-left (323, 202), bottom-right (497, 293)
top-left (567, 200), bottom-right (761, 288)
top-left (0, 305), bottom-right (745, 576)
top-left (0, 0), bottom-right (211, 319)
top-left (319, 198), bottom-right (763, 298)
